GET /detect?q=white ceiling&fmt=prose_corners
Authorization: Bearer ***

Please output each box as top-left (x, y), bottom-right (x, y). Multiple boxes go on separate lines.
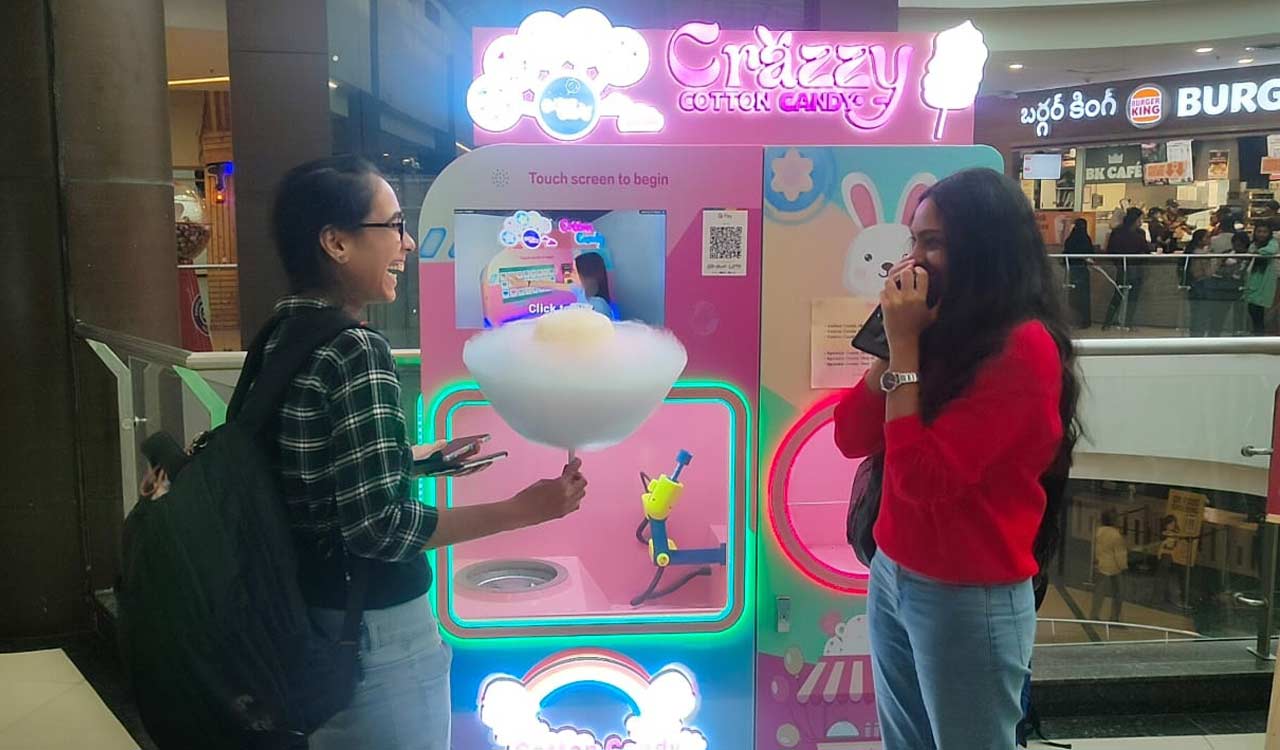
top-left (979, 36), bottom-right (1280, 95)
top-left (160, 0), bottom-right (1280, 96)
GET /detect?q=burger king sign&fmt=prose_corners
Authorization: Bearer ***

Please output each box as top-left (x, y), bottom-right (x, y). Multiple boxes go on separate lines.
top-left (1126, 84), bottom-right (1167, 128)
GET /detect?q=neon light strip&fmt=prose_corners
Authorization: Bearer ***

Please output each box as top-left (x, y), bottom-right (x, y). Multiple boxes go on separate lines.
top-left (523, 653), bottom-right (653, 704)
top-left (766, 394), bottom-right (870, 595)
top-left (442, 394), bottom-right (737, 628)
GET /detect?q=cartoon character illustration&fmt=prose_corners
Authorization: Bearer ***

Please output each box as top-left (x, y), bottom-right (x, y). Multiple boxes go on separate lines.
top-left (842, 172), bottom-right (936, 300)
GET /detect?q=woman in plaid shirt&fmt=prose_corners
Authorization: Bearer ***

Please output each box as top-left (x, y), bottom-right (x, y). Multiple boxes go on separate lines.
top-left (266, 156), bottom-right (588, 749)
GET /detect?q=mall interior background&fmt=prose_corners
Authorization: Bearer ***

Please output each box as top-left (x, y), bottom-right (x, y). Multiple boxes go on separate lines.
top-left (3, 0), bottom-right (1280, 745)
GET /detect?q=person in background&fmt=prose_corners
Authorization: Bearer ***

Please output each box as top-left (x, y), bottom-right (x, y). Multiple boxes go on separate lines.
top-left (1155, 515), bottom-right (1186, 607)
top-left (1090, 509), bottom-right (1128, 623)
top-left (1244, 222), bottom-right (1277, 335)
top-left (1267, 201), bottom-right (1280, 333)
top-left (834, 168), bottom-right (1079, 750)
top-left (1103, 207), bottom-right (1152, 330)
top-left (1063, 218), bottom-right (1094, 329)
top-left (1146, 207), bottom-right (1171, 253)
top-left (268, 155), bottom-right (589, 749)
top-left (514, 251), bottom-right (617, 319)
top-left (1208, 207), bottom-right (1237, 254)
top-left (1186, 229), bottom-right (1217, 337)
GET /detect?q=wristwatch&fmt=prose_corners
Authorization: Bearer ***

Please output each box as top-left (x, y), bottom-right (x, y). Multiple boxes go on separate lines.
top-left (879, 371), bottom-right (919, 393)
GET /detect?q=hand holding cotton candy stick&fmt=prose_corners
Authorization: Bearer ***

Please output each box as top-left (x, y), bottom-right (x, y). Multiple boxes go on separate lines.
top-left (922, 20), bottom-right (989, 140)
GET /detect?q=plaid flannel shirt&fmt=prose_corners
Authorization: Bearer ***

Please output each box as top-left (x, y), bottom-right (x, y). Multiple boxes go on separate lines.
top-left (266, 296), bottom-right (437, 562)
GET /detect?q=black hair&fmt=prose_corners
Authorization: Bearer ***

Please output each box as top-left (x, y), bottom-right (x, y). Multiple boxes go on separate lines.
top-left (1189, 228), bottom-right (1208, 249)
top-left (912, 168), bottom-right (1082, 573)
top-left (574, 252), bottom-right (611, 302)
top-left (272, 154), bottom-right (382, 293)
top-left (1122, 207), bottom-right (1144, 229)
top-left (1232, 231), bottom-right (1251, 249)
top-left (1100, 509), bottom-right (1116, 528)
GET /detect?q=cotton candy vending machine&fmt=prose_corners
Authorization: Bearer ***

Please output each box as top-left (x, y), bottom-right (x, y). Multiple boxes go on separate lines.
top-left (415, 7), bottom-right (996, 749)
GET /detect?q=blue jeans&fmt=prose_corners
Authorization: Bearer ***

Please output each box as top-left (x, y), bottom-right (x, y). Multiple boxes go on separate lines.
top-left (307, 593), bottom-right (452, 750)
top-left (868, 553), bottom-right (1035, 750)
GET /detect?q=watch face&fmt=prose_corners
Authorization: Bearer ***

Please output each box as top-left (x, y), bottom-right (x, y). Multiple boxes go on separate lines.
top-left (879, 372), bottom-right (897, 392)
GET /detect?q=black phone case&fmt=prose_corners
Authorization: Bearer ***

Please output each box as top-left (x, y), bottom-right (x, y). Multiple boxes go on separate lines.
top-left (851, 306), bottom-right (890, 361)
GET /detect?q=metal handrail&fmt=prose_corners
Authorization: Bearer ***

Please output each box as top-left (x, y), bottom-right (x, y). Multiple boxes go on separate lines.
top-left (1035, 617), bottom-right (1203, 643)
top-left (1048, 253), bottom-right (1263, 260)
top-left (75, 321), bottom-right (192, 368)
top-left (1075, 337), bottom-right (1280, 356)
top-left (76, 319), bottom-right (1280, 366)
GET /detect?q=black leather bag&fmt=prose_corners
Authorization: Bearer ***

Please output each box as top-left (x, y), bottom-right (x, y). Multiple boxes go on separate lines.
top-left (845, 453), bottom-right (884, 567)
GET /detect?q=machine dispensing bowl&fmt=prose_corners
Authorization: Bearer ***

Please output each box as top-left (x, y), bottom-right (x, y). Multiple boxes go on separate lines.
top-left (456, 559), bottom-right (567, 594)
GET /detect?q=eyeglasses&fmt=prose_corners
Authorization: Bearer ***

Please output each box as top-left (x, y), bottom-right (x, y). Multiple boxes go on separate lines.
top-left (358, 219), bottom-right (408, 242)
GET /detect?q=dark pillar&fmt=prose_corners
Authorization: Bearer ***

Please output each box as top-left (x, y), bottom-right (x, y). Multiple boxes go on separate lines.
top-left (1, 0), bottom-right (175, 637)
top-left (227, 0), bottom-right (332, 338)
top-left (807, 0), bottom-right (898, 31)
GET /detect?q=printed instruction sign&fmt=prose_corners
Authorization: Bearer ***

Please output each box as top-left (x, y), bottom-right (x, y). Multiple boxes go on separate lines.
top-left (702, 209), bottom-right (748, 277)
top-left (811, 297), bottom-right (876, 390)
top-left (1163, 489), bottom-right (1207, 567)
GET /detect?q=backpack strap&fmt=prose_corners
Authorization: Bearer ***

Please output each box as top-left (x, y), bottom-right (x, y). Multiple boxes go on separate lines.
top-left (227, 307), bottom-right (364, 434)
top-left (226, 305), bottom-right (372, 663)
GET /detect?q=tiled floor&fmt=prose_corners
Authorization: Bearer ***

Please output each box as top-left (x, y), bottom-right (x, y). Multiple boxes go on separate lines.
top-left (0, 649), bottom-right (138, 749)
top-left (0, 642), bottom-right (1268, 750)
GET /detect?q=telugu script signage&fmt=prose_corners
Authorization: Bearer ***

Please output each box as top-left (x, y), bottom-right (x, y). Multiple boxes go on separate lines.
top-left (1007, 65), bottom-right (1280, 140)
top-left (469, 8), bottom-right (989, 146)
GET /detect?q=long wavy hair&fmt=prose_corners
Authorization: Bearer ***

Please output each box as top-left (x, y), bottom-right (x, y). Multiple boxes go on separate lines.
top-left (893, 168), bottom-right (1082, 573)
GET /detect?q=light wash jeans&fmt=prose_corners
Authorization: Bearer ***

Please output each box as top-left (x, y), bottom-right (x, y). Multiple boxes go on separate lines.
top-left (868, 553), bottom-right (1035, 750)
top-left (307, 593), bottom-right (452, 750)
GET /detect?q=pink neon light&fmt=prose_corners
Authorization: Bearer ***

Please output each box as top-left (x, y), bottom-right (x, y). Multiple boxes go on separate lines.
top-left (557, 218), bottom-right (594, 233)
top-left (668, 21), bottom-right (722, 87)
top-left (766, 394), bottom-right (870, 595)
top-left (471, 24), bottom-right (977, 146)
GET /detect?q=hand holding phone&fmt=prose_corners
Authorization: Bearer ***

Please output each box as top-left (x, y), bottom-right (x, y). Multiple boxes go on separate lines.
top-left (851, 306), bottom-right (890, 361)
top-left (413, 435), bottom-right (499, 477)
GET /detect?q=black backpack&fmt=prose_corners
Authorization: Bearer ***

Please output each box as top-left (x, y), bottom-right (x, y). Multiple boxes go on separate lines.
top-left (119, 307), bottom-right (370, 750)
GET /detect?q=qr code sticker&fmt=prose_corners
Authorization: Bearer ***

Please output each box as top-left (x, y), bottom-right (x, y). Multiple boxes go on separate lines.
top-left (708, 224), bottom-right (744, 260)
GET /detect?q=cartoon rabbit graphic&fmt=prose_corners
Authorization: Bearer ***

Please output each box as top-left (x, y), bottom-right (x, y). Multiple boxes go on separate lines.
top-left (842, 172), bottom-right (937, 300)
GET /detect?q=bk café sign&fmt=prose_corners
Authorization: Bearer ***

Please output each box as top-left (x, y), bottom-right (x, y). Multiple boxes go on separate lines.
top-left (466, 8), bottom-right (990, 146)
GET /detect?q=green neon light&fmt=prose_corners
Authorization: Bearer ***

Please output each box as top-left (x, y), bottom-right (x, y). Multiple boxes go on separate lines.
top-left (419, 379), bottom-right (756, 642)
top-left (441, 395), bottom-right (737, 630)
top-left (173, 366), bottom-right (228, 427)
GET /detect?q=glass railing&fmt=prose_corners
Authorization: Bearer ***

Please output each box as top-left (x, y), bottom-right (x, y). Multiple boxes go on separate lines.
top-left (75, 325), bottom-right (1280, 660)
top-left (1049, 253), bottom-right (1271, 338)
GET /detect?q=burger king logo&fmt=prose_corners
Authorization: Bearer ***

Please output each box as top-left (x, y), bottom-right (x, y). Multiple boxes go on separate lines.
top-left (1127, 84), bottom-right (1167, 128)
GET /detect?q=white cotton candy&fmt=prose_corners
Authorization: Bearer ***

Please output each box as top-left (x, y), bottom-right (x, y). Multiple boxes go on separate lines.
top-left (463, 307), bottom-right (688, 452)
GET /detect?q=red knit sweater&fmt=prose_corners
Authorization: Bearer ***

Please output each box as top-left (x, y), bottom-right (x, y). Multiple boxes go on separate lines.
top-left (834, 320), bottom-right (1064, 585)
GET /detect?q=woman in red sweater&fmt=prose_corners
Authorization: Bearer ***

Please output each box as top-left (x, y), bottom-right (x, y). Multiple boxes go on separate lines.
top-left (835, 168), bottom-right (1079, 750)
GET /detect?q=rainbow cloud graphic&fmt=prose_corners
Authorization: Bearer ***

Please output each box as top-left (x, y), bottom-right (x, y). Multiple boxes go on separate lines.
top-left (479, 649), bottom-right (709, 750)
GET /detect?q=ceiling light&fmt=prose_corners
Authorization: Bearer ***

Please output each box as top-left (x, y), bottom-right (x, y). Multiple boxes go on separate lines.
top-left (332, 54), bottom-right (340, 62)
top-left (1195, 47), bottom-right (1214, 54)
top-left (167, 75), bottom-right (230, 87)
top-left (1008, 63), bottom-right (1024, 70)
top-left (1239, 57), bottom-right (1255, 64)
top-left (328, 80), bottom-right (338, 89)
top-left (1245, 46), bottom-right (1257, 52)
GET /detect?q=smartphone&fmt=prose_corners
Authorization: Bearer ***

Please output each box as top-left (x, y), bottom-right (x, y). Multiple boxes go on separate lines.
top-left (851, 306), bottom-right (890, 361)
top-left (416, 435), bottom-right (489, 468)
top-left (423, 451), bottom-right (509, 477)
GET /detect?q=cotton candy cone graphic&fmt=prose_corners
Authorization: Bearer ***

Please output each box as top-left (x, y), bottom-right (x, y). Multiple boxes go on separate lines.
top-left (463, 307), bottom-right (688, 453)
top-left (922, 21), bottom-right (989, 140)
